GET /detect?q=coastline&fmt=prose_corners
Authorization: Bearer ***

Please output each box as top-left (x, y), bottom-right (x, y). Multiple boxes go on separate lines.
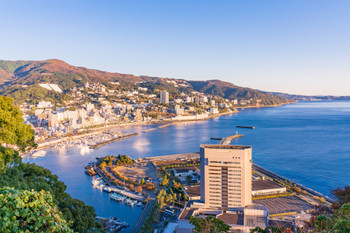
top-left (29, 102), bottom-right (291, 154)
top-left (32, 110), bottom-right (239, 151)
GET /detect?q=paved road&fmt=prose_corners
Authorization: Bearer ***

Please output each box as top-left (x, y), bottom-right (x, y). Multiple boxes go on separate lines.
top-left (131, 197), bottom-right (155, 233)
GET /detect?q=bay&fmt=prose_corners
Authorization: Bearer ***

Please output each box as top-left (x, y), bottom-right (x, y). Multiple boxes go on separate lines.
top-left (27, 101), bottom-right (350, 231)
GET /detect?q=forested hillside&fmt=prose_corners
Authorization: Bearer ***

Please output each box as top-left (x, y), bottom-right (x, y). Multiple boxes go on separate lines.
top-left (0, 59), bottom-right (292, 105)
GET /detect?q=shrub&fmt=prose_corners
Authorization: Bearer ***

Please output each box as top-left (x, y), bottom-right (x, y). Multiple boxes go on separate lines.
top-left (0, 187), bottom-right (73, 232)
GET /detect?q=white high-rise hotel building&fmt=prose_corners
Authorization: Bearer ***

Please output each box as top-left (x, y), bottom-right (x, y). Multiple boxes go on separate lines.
top-left (200, 145), bottom-right (252, 209)
top-left (160, 90), bottom-right (169, 104)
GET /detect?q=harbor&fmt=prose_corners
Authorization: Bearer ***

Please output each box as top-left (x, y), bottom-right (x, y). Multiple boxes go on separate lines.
top-left (91, 170), bottom-right (146, 201)
top-left (26, 101), bottom-right (350, 232)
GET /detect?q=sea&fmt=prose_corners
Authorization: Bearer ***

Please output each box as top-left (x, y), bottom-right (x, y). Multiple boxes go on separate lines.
top-left (26, 101), bottom-right (350, 231)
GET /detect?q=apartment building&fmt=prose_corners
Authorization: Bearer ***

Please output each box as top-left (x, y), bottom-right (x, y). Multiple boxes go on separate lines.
top-left (160, 90), bottom-right (169, 104)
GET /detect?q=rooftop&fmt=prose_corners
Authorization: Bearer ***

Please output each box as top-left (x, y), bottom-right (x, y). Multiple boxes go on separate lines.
top-left (252, 179), bottom-right (284, 191)
top-left (173, 167), bottom-right (198, 173)
top-left (217, 213), bottom-right (244, 225)
top-left (201, 145), bottom-right (251, 150)
top-left (183, 185), bottom-right (201, 198)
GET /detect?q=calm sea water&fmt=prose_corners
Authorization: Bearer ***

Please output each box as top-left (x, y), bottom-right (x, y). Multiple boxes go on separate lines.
top-left (27, 101), bottom-right (350, 230)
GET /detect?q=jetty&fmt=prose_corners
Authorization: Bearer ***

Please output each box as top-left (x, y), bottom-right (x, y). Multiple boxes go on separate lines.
top-left (89, 133), bottom-right (139, 149)
top-left (219, 134), bottom-right (243, 145)
top-left (108, 187), bottom-right (145, 201)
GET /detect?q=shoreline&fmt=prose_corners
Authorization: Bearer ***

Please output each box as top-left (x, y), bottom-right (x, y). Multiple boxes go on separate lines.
top-left (27, 102), bottom-right (292, 155)
top-left (32, 110), bottom-right (239, 151)
top-left (143, 152), bottom-right (333, 203)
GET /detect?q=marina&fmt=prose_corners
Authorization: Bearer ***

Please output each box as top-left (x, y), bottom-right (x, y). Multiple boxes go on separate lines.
top-left (27, 101), bottom-right (350, 232)
top-left (91, 177), bottom-right (145, 208)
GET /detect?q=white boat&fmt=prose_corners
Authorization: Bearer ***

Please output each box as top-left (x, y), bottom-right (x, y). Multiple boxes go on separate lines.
top-left (110, 193), bottom-right (125, 202)
top-left (136, 202), bottom-right (143, 207)
top-left (32, 150), bottom-right (46, 158)
top-left (92, 178), bottom-right (102, 186)
top-left (125, 199), bottom-right (131, 205)
top-left (129, 200), bottom-right (136, 207)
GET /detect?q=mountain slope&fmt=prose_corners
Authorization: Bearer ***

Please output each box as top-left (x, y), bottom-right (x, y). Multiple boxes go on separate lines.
top-left (3, 59), bottom-right (142, 89)
top-left (188, 80), bottom-right (290, 105)
top-left (0, 59), bottom-right (292, 105)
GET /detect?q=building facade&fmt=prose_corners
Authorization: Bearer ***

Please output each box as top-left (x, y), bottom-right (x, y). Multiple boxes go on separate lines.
top-left (160, 90), bottom-right (169, 104)
top-left (200, 145), bottom-right (252, 209)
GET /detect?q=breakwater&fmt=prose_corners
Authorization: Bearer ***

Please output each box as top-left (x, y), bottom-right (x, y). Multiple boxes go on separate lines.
top-left (90, 133), bottom-right (139, 149)
top-left (219, 134), bottom-right (243, 145)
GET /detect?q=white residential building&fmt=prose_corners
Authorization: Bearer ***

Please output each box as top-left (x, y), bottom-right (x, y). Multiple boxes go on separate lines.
top-left (160, 91), bottom-right (169, 104)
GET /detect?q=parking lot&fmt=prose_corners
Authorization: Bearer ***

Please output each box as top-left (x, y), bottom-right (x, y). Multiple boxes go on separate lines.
top-left (253, 195), bottom-right (314, 215)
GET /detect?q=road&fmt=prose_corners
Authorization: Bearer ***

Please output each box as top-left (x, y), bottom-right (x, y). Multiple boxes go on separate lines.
top-left (131, 196), bottom-right (155, 233)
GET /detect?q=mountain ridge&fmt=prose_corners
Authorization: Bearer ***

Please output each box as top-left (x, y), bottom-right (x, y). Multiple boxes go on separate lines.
top-left (0, 58), bottom-right (293, 105)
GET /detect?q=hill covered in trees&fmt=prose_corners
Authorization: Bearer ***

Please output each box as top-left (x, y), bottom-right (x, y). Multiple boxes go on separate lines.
top-left (0, 96), bottom-right (103, 232)
top-left (0, 58), bottom-right (293, 106)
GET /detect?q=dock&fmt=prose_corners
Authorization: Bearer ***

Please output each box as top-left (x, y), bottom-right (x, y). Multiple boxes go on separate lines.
top-left (93, 166), bottom-right (145, 201)
top-left (89, 133), bottom-right (139, 149)
top-left (108, 187), bottom-right (145, 201)
top-left (219, 134), bottom-right (243, 145)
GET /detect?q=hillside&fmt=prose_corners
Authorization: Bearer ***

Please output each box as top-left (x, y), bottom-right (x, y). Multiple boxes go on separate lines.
top-left (188, 80), bottom-right (290, 105)
top-left (0, 59), bottom-right (292, 105)
top-left (269, 92), bottom-right (350, 101)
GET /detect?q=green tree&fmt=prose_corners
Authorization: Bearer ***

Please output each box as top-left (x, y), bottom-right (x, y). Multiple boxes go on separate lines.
top-left (0, 96), bottom-right (35, 151)
top-left (189, 215), bottom-right (231, 233)
top-left (0, 96), bottom-right (103, 232)
top-left (0, 96), bottom-right (36, 174)
top-left (0, 187), bottom-right (73, 232)
top-left (161, 175), bottom-right (169, 186)
top-left (331, 186), bottom-right (350, 209)
top-left (0, 163), bottom-right (104, 233)
top-left (314, 203), bottom-right (350, 232)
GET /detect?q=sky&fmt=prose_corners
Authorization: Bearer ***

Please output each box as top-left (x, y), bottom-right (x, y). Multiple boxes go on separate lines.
top-left (0, 0), bottom-right (349, 95)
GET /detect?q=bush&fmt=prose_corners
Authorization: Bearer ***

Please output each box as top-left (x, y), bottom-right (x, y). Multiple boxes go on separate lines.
top-left (0, 187), bottom-right (73, 232)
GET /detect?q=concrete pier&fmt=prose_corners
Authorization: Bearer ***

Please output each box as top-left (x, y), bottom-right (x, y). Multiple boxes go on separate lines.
top-left (219, 134), bottom-right (243, 145)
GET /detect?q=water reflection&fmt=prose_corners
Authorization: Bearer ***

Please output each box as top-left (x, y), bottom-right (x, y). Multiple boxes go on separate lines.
top-left (133, 137), bottom-right (150, 153)
top-left (78, 144), bottom-right (92, 155)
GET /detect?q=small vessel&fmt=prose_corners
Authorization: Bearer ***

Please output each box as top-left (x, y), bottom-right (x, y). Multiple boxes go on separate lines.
top-left (110, 193), bottom-right (125, 202)
top-left (129, 200), bottom-right (137, 207)
top-left (103, 187), bottom-right (111, 192)
top-left (32, 150), bottom-right (47, 158)
top-left (136, 202), bottom-right (144, 207)
top-left (92, 178), bottom-right (102, 186)
top-left (236, 125), bottom-right (255, 129)
top-left (125, 199), bottom-right (131, 205)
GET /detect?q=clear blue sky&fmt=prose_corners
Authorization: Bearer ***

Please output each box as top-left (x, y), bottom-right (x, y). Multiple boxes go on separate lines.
top-left (1, 0), bottom-right (349, 95)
